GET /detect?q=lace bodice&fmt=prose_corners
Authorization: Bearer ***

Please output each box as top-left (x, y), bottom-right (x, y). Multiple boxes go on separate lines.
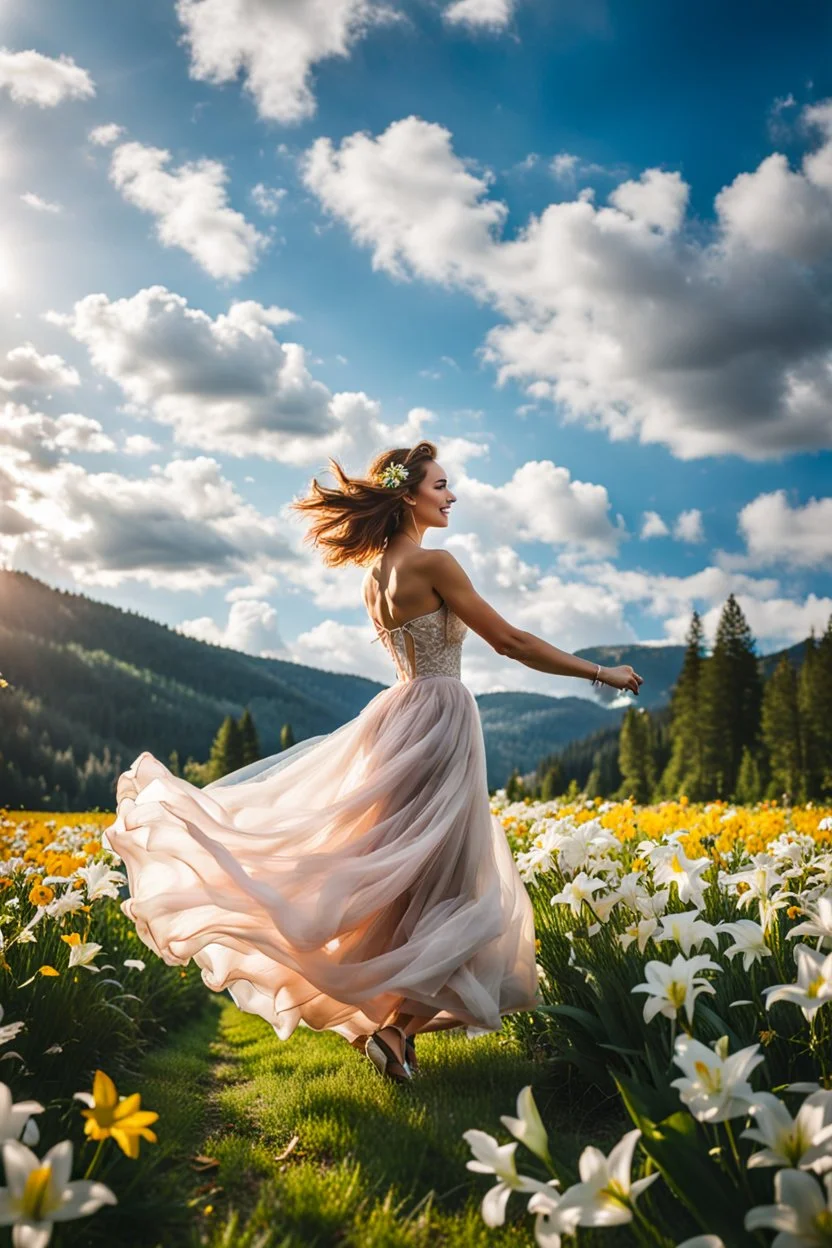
top-left (369, 600), bottom-right (468, 682)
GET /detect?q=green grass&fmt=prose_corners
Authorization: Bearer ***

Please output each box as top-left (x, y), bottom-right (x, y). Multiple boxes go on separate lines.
top-left (110, 995), bottom-right (634, 1248)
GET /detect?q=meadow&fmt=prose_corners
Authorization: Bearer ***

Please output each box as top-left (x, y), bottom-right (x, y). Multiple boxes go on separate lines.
top-left (2, 795), bottom-right (832, 1247)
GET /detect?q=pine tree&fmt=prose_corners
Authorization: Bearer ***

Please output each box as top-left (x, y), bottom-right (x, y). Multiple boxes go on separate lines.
top-left (238, 708), bottom-right (261, 766)
top-left (539, 762), bottom-right (563, 802)
top-left (797, 635), bottom-right (820, 798)
top-left (207, 715), bottom-right (245, 783)
top-left (660, 611), bottom-right (706, 799)
top-left (735, 746), bottom-right (762, 804)
top-left (800, 616), bottom-right (832, 797)
top-left (505, 768), bottom-right (523, 801)
top-left (700, 595), bottom-right (762, 799)
top-left (617, 708), bottom-right (656, 804)
top-left (279, 722), bottom-right (295, 751)
top-left (761, 656), bottom-right (803, 801)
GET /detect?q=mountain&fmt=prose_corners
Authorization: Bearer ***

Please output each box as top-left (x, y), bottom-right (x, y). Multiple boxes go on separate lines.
top-left (575, 644), bottom-right (687, 710)
top-left (0, 570), bottom-right (619, 806)
top-left (477, 692), bottom-right (623, 789)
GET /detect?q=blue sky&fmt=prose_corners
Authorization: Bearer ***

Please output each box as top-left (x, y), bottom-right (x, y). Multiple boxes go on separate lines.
top-left (1, 0), bottom-right (831, 697)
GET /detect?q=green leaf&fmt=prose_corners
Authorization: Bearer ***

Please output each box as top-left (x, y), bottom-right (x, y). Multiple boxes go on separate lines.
top-left (536, 1003), bottom-right (606, 1040)
top-left (616, 1074), bottom-right (757, 1246)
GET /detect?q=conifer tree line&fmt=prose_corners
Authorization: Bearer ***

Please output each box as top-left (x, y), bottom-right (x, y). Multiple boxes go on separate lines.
top-left (168, 711), bottom-right (296, 787)
top-left (530, 595), bottom-right (832, 805)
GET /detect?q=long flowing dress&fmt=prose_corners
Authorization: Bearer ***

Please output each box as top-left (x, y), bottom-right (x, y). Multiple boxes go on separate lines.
top-left (102, 599), bottom-right (540, 1043)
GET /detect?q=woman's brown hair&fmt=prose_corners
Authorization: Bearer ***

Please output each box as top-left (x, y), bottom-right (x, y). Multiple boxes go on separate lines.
top-left (289, 441), bottom-right (438, 568)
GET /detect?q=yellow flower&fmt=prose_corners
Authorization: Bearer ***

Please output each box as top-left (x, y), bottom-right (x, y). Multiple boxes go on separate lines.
top-left (632, 857), bottom-right (647, 872)
top-left (38, 965), bottom-right (59, 977)
top-left (787, 905), bottom-right (801, 920)
top-left (75, 1070), bottom-right (159, 1159)
top-left (29, 884), bottom-right (54, 907)
top-left (61, 933), bottom-right (81, 946)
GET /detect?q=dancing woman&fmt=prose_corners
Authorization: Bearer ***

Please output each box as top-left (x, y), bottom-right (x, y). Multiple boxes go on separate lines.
top-left (104, 439), bottom-right (642, 1084)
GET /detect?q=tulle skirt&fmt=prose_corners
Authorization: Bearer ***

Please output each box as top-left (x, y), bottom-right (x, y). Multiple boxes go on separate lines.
top-left (103, 675), bottom-right (540, 1043)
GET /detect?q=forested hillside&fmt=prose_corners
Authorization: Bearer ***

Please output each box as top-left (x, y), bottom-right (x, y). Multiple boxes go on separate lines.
top-left (0, 571), bottom-right (384, 809)
top-left (527, 597), bottom-right (832, 804)
top-left (0, 570), bottom-right (626, 806)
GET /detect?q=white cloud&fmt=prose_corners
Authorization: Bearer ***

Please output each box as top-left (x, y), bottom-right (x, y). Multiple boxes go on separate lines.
top-left (735, 490), bottom-right (832, 568)
top-left (0, 419), bottom-right (297, 590)
top-left (693, 594), bottom-right (832, 650)
top-left (176, 0), bottom-right (395, 125)
top-left (20, 192), bottom-right (62, 214)
top-left (122, 433), bottom-right (162, 456)
top-left (0, 344), bottom-right (80, 393)
top-left (640, 510), bottom-right (669, 539)
top-left (108, 141), bottom-right (266, 280)
top-left (250, 183), bottom-right (286, 216)
top-left (178, 597), bottom-right (284, 655)
top-left (303, 108), bottom-right (832, 461)
top-left (673, 508), bottom-right (704, 543)
top-left (49, 413), bottom-right (116, 455)
top-left (88, 122), bottom-right (124, 146)
top-left (50, 285), bottom-right (488, 470)
top-left (443, 0), bottom-right (515, 30)
top-left (282, 617), bottom-right (391, 680)
top-left (450, 459), bottom-right (625, 555)
top-left (0, 48), bottom-right (95, 107)
top-left (0, 401), bottom-right (114, 469)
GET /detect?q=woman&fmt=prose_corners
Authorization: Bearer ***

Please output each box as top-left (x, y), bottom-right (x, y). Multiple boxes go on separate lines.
top-left (104, 440), bottom-right (643, 1085)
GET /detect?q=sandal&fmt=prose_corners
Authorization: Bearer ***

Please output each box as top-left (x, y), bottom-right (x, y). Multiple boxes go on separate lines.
top-left (365, 1025), bottom-right (412, 1084)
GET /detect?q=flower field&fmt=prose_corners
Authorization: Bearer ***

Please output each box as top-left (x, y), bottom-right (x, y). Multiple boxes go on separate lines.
top-left (477, 793), bottom-right (832, 1247)
top-left (5, 798), bottom-right (832, 1247)
top-left (0, 809), bottom-right (208, 1246)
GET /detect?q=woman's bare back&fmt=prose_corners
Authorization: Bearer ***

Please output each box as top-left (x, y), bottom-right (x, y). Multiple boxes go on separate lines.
top-left (362, 543), bottom-right (444, 634)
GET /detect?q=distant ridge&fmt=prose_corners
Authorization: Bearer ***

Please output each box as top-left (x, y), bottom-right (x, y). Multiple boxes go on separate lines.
top-left (0, 570), bottom-right (808, 806)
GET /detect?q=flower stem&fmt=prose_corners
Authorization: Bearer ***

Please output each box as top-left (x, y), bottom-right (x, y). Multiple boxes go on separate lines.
top-left (83, 1137), bottom-right (105, 1180)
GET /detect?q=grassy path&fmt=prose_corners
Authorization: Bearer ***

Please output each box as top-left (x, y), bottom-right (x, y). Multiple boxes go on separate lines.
top-left (128, 995), bottom-right (629, 1248)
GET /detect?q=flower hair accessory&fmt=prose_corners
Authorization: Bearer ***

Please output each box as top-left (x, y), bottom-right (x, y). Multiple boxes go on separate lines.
top-left (377, 461), bottom-right (408, 489)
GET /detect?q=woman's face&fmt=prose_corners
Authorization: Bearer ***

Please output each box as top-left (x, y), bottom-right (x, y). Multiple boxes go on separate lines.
top-left (407, 460), bottom-right (456, 530)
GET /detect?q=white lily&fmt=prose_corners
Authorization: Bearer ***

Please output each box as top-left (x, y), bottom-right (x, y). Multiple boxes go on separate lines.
top-left (718, 918), bottom-right (772, 970)
top-left (75, 862), bottom-right (126, 902)
top-left (67, 942), bottom-right (103, 972)
top-left (676, 1239), bottom-right (726, 1248)
top-left (123, 958), bottom-right (145, 971)
top-left (611, 870), bottom-right (647, 912)
top-left (462, 1129), bottom-right (554, 1227)
top-left (550, 873), bottom-right (605, 918)
top-left (654, 909), bottom-right (720, 956)
top-left (635, 887), bottom-right (672, 920)
top-left (0, 1005), bottom-right (25, 1048)
top-left (765, 944), bottom-right (832, 1020)
top-left (526, 1185), bottom-right (582, 1248)
top-left (558, 1128), bottom-right (659, 1226)
top-left (0, 1085), bottom-right (44, 1145)
top-left (43, 892), bottom-right (86, 920)
top-left (649, 844), bottom-right (710, 909)
top-left (632, 953), bottom-right (721, 1027)
top-left (619, 917), bottom-right (658, 953)
top-left (789, 891), bottom-right (832, 949)
top-left (670, 1035), bottom-right (763, 1123)
top-left (724, 855), bottom-right (785, 910)
top-left (499, 1085), bottom-right (551, 1165)
top-left (0, 1138), bottom-right (116, 1247)
top-left (742, 1090), bottom-right (832, 1173)
top-left (745, 1168), bottom-right (832, 1245)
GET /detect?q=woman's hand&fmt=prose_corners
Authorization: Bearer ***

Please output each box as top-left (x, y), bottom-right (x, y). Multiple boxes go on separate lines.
top-left (600, 665), bottom-right (643, 696)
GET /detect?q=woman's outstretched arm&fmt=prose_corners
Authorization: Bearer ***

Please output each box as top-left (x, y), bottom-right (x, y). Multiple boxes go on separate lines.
top-left (428, 550), bottom-right (643, 697)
